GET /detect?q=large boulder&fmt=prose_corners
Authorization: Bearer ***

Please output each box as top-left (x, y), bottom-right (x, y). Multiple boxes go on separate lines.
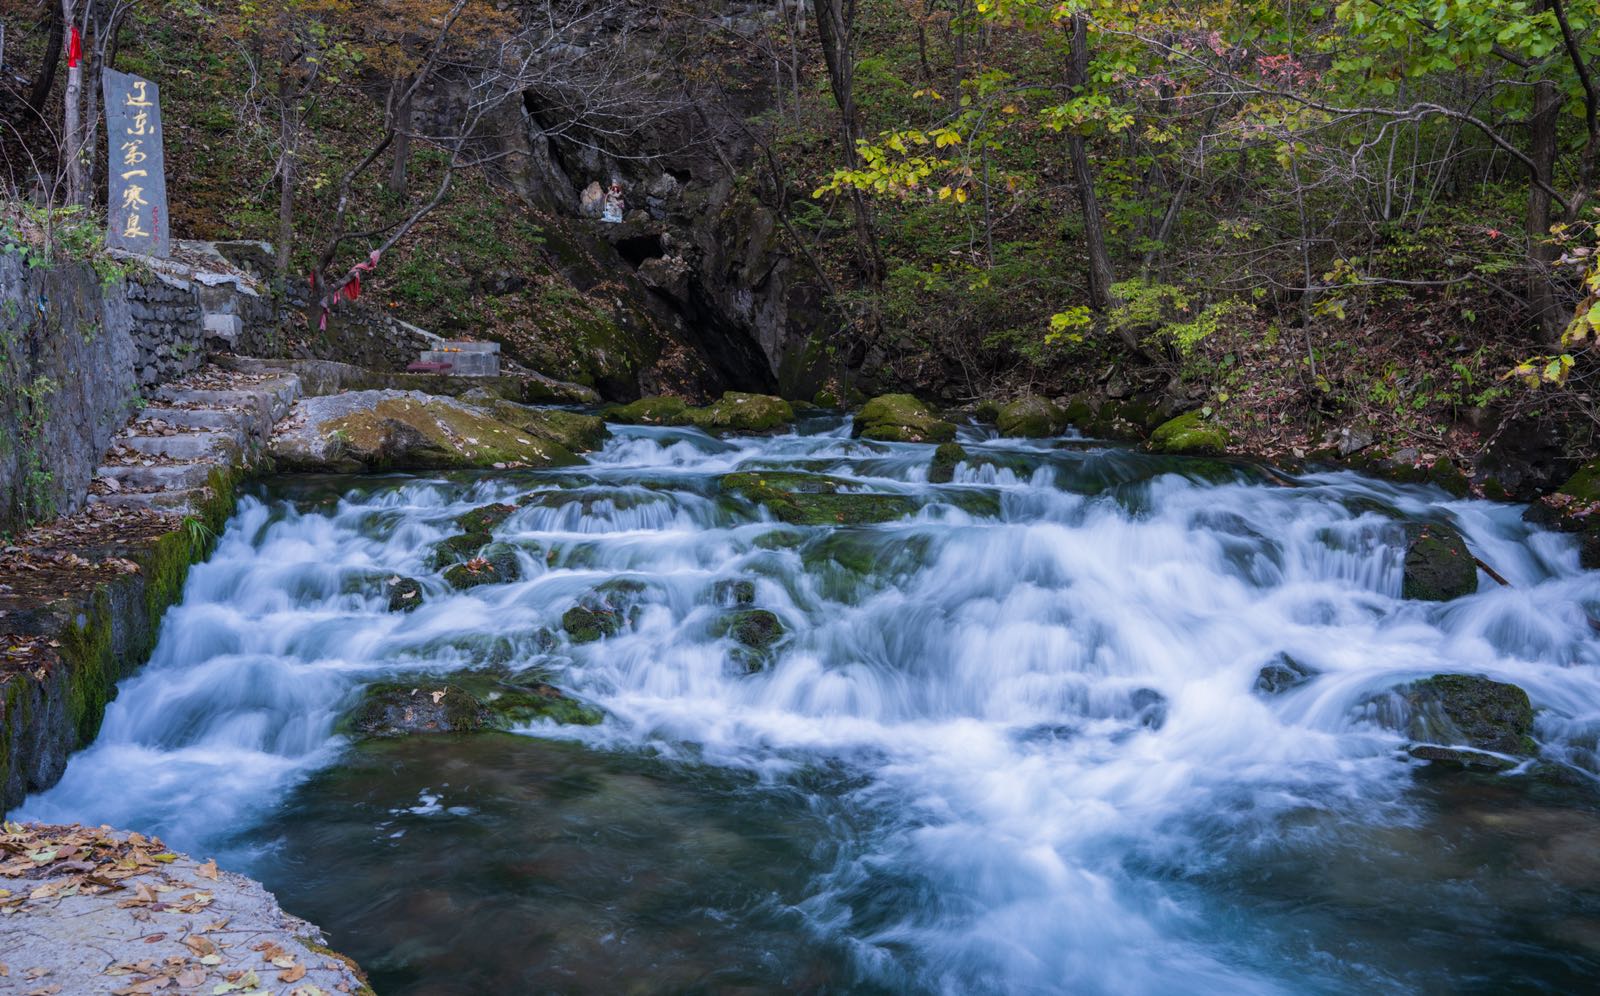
top-left (690, 392), bottom-right (794, 433)
top-left (1146, 411), bottom-right (1229, 455)
top-left (997, 396), bottom-right (1068, 438)
top-left (270, 390), bottom-right (581, 473)
top-left (720, 471), bottom-right (920, 525)
top-left (852, 394), bottom-right (957, 443)
top-left (484, 400), bottom-right (610, 452)
top-left (1403, 673), bottom-right (1536, 760)
top-left (1402, 523), bottom-right (1478, 601)
top-left (605, 395), bottom-right (693, 425)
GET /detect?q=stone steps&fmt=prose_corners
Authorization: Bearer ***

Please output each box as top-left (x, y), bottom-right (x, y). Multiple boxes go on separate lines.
top-left (90, 370), bottom-right (302, 517)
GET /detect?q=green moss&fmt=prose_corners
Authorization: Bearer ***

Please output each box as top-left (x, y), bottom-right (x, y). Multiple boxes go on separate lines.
top-left (854, 393), bottom-right (957, 443)
top-left (1559, 460), bottom-right (1600, 501)
top-left (442, 543), bottom-right (520, 589)
top-left (1147, 411), bottom-right (1230, 455)
top-left (1402, 523), bottom-right (1479, 601)
top-left (298, 939), bottom-right (377, 996)
top-left (386, 577), bottom-right (424, 612)
top-left (1408, 673), bottom-right (1536, 756)
top-left (605, 395), bottom-right (692, 425)
top-left (720, 471), bottom-right (920, 525)
top-left (488, 402), bottom-right (609, 451)
top-left (690, 392), bottom-right (796, 433)
top-left (431, 531), bottom-right (491, 570)
top-left (928, 442), bottom-right (967, 484)
top-left (457, 503), bottom-right (517, 534)
top-left (322, 397), bottom-right (580, 471)
top-left (997, 396), bottom-right (1067, 438)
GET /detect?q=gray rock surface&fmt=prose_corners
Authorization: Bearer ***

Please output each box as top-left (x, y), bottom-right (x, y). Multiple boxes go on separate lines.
top-left (0, 822), bottom-right (370, 995)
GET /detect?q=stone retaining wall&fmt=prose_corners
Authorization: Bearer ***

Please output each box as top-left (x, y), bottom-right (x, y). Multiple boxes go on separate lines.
top-left (127, 272), bottom-right (205, 386)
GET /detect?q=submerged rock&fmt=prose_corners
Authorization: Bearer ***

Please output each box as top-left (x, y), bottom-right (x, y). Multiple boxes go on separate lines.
top-left (431, 531), bottom-right (491, 570)
top-left (563, 578), bottom-right (648, 643)
top-left (443, 542), bottom-right (521, 590)
top-left (1404, 673), bottom-right (1536, 757)
top-left (928, 442), bottom-right (967, 484)
top-left (1146, 411), bottom-right (1229, 456)
top-left (1254, 653), bottom-right (1315, 694)
top-left (347, 683), bottom-right (492, 736)
top-left (1402, 523), bottom-right (1479, 601)
top-left (714, 609), bottom-right (786, 674)
top-left (711, 578), bottom-right (757, 606)
top-left (720, 471), bottom-right (919, 525)
top-left (997, 396), bottom-right (1068, 438)
top-left (345, 676), bottom-right (601, 738)
top-left (457, 502), bottom-right (518, 535)
top-left (715, 608), bottom-right (785, 649)
top-left (386, 575), bottom-right (424, 613)
top-left (270, 390), bottom-right (581, 473)
top-left (852, 393), bottom-right (957, 443)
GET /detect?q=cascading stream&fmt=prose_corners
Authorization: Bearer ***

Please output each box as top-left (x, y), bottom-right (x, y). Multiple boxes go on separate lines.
top-left (23, 416), bottom-right (1600, 994)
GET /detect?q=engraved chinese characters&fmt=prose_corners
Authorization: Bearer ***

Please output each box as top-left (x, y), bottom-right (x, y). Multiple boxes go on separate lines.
top-left (103, 68), bottom-right (170, 257)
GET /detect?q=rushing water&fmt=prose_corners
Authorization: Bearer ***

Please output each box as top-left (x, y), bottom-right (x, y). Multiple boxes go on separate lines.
top-left (22, 414), bottom-right (1600, 993)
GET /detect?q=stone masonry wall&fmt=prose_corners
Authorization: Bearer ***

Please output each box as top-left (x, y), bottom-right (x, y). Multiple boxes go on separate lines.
top-left (126, 273), bottom-right (205, 387)
top-left (0, 251), bottom-right (138, 534)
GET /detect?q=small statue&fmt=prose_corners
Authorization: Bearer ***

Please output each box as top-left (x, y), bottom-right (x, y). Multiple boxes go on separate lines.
top-left (602, 179), bottom-right (625, 223)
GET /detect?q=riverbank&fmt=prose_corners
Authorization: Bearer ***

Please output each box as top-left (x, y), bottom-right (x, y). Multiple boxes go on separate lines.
top-left (0, 821), bottom-right (370, 995)
top-left (0, 365), bottom-right (299, 813)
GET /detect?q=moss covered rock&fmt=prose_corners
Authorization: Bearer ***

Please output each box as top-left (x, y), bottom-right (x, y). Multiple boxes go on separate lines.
top-left (457, 503), bottom-right (517, 535)
top-left (720, 471), bottom-right (919, 526)
top-left (1146, 411), bottom-right (1229, 456)
top-left (1404, 673), bottom-right (1536, 756)
top-left (486, 401), bottom-right (610, 453)
top-left (1253, 654), bottom-right (1314, 695)
top-left (430, 531), bottom-right (491, 571)
top-left (853, 394), bottom-right (957, 443)
top-left (386, 576), bottom-right (424, 613)
top-left (690, 392), bottom-right (795, 433)
top-left (713, 609), bottom-right (786, 673)
top-left (345, 683), bottom-right (492, 737)
top-left (711, 578), bottom-right (757, 606)
top-left (344, 676), bottom-right (600, 738)
top-left (442, 543), bottom-right (521, 590)
top-left (270, 390), bottom-right (581, 472)
top-left (928, 442), bottom-right (968, 484)
top-left (1559, 460), bottom-right (1600, 501)
top-left (997, 396), bottom-right (1068, 438)
top-left (562, 578), bottom-right (648, 643)
top-left (605, 395), bottom-right (692, 425)
top-left (1402, 523), bottom-right (1478, 601)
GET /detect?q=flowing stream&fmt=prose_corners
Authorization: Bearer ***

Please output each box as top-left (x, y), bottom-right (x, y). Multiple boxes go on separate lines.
top-left (21, 414), bottom-right (1600, 993)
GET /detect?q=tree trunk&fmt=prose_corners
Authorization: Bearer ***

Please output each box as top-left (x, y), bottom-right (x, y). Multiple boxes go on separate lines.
top-left (28, 3), bottom-right (64, 115)
top-left (275, 67), bottom-right (297, 290)
top-left (814, 0), bottom-right (883, 283)
top-left (388, 76), bottom-right (413, 198)
top-left (1526, 73), bottom-right (1561, 344)
top-left (62, 0), bottom-right (85, 207)
top-left (1066, 14), bottom-right (1117, 314)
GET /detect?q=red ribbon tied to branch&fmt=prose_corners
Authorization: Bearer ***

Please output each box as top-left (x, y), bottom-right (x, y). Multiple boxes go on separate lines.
top-left (68, 26), bottom-right (82, 69)
top-left (316, 250), bottom-right (383, 330)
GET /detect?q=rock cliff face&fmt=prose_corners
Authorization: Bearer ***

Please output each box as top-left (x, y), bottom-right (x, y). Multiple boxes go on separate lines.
top-left (410, 1), bottom-right (836, 401)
